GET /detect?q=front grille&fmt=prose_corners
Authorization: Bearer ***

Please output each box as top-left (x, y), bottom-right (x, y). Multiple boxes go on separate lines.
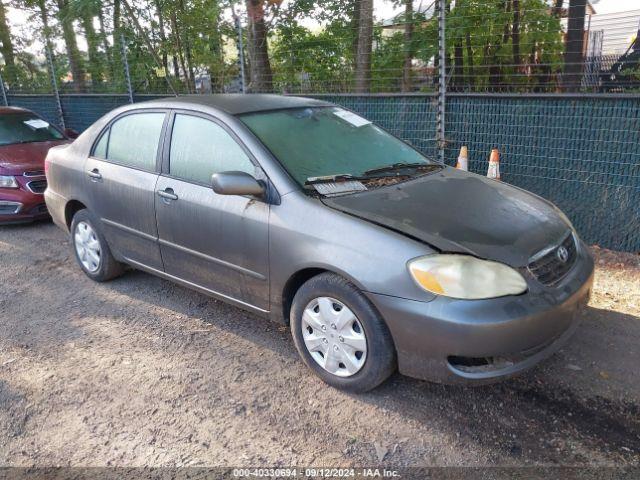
top-left (27, 179), bottom-right (47, 194)
top-left (528, 232), bottom-right (578, 286)
top-left (0, 201), bottom-right (21, 215)
top-left (23, 170), bottom-right (45, 177)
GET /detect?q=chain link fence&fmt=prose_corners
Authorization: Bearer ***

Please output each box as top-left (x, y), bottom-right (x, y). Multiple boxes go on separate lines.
top-left (0, 0), bottom-right (638, 251)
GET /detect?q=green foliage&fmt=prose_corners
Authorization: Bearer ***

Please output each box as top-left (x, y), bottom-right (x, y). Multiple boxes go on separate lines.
top-left (0, 0), bottom-right (576, 94)
top-left (271, 22), bottom-right (355, 93)
top-left (447, 0), bottom-right (564, 91)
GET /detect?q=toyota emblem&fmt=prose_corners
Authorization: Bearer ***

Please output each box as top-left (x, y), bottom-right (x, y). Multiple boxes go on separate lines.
top-left (556, 246), bottom-right (569, 263)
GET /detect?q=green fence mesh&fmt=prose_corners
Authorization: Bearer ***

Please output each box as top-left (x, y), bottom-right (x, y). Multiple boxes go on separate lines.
top-left (6, 93), bottom-right (639, 253)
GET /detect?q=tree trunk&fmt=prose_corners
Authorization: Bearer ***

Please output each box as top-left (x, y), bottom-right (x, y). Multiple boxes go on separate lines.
top-left (37, 0), bottom-right (52, 50)
top-left (80, 9), bottom-right (102, 87)
top-left (154, 0), bottom-right (169, 74)
top-left (354, 0), bottom-right (373, 93)
top-left (465, 31), bottom-right (474, 88)
top-left (453, 42), bottom-right (464, 91)
top-left (512, 0), bottom-right (521, 68)
top-left (56, 0), bottom-right (86, 91)
top-left (97, 5), bottom-right (114, 78)
top-left (112, 0), bottom-right (123, 82)
top-left (563, 0), bottom-right (586, 90)
top-left (209, 8), bottom-right (224, 91)
top-left (401, 0), bottom-right (413, 92)
top-left (177, 0), bottom-right (195, 90)
top-left (172, 56), bottom-right (180, 78)
top-left (0, 0), bottom-right (18, 86)
top-left (350, 0), bottom-right (361, 68)
top-left (552, 0), bottom-right (564, 17)
top-left (171, 12), bottom-right (190, 92)
top-left (245, 0), bottom-right (273, 92)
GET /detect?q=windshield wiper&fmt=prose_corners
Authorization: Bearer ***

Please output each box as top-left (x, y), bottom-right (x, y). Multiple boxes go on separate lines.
top-left (305, 173), bottom-right (358, 185)
top-left (364, 162), bottom-right (441, 176)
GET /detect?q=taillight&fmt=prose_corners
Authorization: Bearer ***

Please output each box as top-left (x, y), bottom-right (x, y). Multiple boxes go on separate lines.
top-left (44, 158), bottom-right (50, 177)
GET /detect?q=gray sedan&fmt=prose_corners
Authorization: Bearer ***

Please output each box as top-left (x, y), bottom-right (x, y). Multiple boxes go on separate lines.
top-left (44, 95), bottom-right (594, 392)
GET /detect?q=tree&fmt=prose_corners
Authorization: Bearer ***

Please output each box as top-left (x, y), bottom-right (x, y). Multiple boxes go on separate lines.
top-left (551, 0), bottom-right (564, 17)
top-left (401, 0), bottom-right (413, 92)
top-left (154, 0), bottom-right (169, 74)
top-left (73, 0), bottom-right (104, 87)
top-left (0, 0), bottom-right (18, 86)
top-left (245, 0), bottom-right (273, 92)
top-left (56, 0), bottom-right (87, 91)
top-left (512, 0), bottom-right (521, 68)
top-left (563, 0), bottom-right (586, 90)
top-left (354, 0), bottom-right (373, 92)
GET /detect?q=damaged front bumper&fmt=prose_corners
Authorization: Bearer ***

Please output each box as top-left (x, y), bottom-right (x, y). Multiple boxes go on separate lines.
top-left (366, 241), bottom-right (594, 385)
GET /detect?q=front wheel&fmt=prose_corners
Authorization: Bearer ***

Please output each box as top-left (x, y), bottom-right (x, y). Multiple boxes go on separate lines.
top-left (290, 273), bottom-right (396, 392)
top-left (70, 209), bottom-right (124, 282)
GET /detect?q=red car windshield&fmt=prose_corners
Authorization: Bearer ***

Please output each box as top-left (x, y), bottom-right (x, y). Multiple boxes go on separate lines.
top-left (0, 112), bottom-right (65, 146)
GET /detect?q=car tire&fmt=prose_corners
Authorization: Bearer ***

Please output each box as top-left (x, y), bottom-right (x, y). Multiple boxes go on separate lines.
top-left (70, 209), bottom-right (124, 282)
top-left (290, 272), bottom-right (396, 392)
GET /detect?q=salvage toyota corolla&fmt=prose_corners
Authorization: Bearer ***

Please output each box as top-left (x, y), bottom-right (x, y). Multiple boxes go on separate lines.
top-left (44, 95), bottom-right (594, 392)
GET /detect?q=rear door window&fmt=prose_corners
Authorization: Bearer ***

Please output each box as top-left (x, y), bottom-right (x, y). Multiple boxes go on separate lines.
top-left (103, 112), bottom-right (165, 171)
top-left (168, 113), bottom-right (255, 185)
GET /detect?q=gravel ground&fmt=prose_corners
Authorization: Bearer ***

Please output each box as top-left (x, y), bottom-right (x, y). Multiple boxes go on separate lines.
top-left (0, 222), bottom-right (638, 469)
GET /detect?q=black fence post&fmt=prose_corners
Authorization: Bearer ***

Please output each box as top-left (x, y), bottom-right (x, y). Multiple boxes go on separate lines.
top-left (234, 12), bottom-right (246, 94)
top-left (0, 72), bottom-right (7, 106)
top-left (121, 32), bottom-right (134, 104)
top-left (45, 45), bottom-right (65, 129)
top-left (436, 0), bottom-right (446, 163)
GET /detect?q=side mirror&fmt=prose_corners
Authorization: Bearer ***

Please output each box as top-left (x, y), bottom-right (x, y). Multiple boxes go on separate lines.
top-left (64, 128), bottom-right (79, 139)
top-left (211, 171), bottom-right (265, 197)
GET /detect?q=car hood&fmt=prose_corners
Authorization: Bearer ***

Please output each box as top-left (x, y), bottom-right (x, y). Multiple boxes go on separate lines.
top-left (322, 167), bottom-right (571, 267)
top-left (0, 140), bottom-right (69, 174)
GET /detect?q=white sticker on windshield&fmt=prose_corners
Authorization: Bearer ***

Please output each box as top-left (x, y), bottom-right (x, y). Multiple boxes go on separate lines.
top-left (333, 109), bottom-right (372, 128)
top-left (24, 119), bottom-right (50, 129)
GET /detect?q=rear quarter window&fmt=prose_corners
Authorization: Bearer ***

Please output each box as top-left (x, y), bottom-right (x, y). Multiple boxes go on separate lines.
top-left (97, 112), bottom-right (165, 170)
top-left (92, 130), bottom-right (108, 158)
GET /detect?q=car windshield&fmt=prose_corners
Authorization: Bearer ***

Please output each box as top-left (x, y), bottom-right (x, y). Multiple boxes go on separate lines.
top-left (239, 107), bottom-right (437, 187)
top-left (0, 112), bottom-right (64, 146)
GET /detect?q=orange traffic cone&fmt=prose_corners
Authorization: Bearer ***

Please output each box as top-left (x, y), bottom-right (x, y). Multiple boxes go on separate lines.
top-left (455, 146), bottom-right (469, 171)
top-left (487, 148), bottom-right (501, 180)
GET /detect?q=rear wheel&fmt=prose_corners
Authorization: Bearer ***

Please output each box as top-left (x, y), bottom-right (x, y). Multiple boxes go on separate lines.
top-left (290, 273), bottom-right (396, 392)
top-left (70, 209), bottom-right (124, 282)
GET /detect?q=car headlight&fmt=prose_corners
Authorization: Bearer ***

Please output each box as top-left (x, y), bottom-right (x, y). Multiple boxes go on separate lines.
top-left (408, 255), bottom-right (527, 300)
top-left (0, 175), bottom-right (19, 189)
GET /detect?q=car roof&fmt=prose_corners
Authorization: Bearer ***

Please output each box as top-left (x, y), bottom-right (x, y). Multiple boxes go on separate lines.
top-left (0, 106), bottom-right (32, 115)
top-left (140, 94), bottom-right (332, 115)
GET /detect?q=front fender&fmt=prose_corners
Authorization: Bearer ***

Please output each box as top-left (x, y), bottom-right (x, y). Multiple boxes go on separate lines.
top-left (268, 192), bottom-right (438, 322)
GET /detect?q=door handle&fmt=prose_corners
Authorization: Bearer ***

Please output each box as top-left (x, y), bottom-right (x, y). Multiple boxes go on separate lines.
top-left (157, 188), bottom-right (178, 201)
top-left (88, 169), bottom-right (102, 181)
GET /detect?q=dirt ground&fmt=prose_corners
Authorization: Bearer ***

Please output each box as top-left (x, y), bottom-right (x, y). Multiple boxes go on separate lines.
top-left (0, 222), bottom-right (638, 469)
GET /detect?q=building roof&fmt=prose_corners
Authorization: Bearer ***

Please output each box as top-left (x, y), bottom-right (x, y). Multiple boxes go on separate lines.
top-left (144, 94), bottom-right (331, 115)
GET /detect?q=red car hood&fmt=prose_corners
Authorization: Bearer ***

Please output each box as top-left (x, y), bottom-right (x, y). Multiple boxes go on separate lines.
top-left (0, 140), bottom-right (69, 175)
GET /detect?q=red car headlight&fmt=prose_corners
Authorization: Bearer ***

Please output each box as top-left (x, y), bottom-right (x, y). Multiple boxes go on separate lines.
top-left (0, 175), bottom-right (19, 189)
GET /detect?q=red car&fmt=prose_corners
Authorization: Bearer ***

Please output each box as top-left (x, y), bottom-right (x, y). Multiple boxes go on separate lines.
top-left (0, 107), bottom-right (75, 224)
